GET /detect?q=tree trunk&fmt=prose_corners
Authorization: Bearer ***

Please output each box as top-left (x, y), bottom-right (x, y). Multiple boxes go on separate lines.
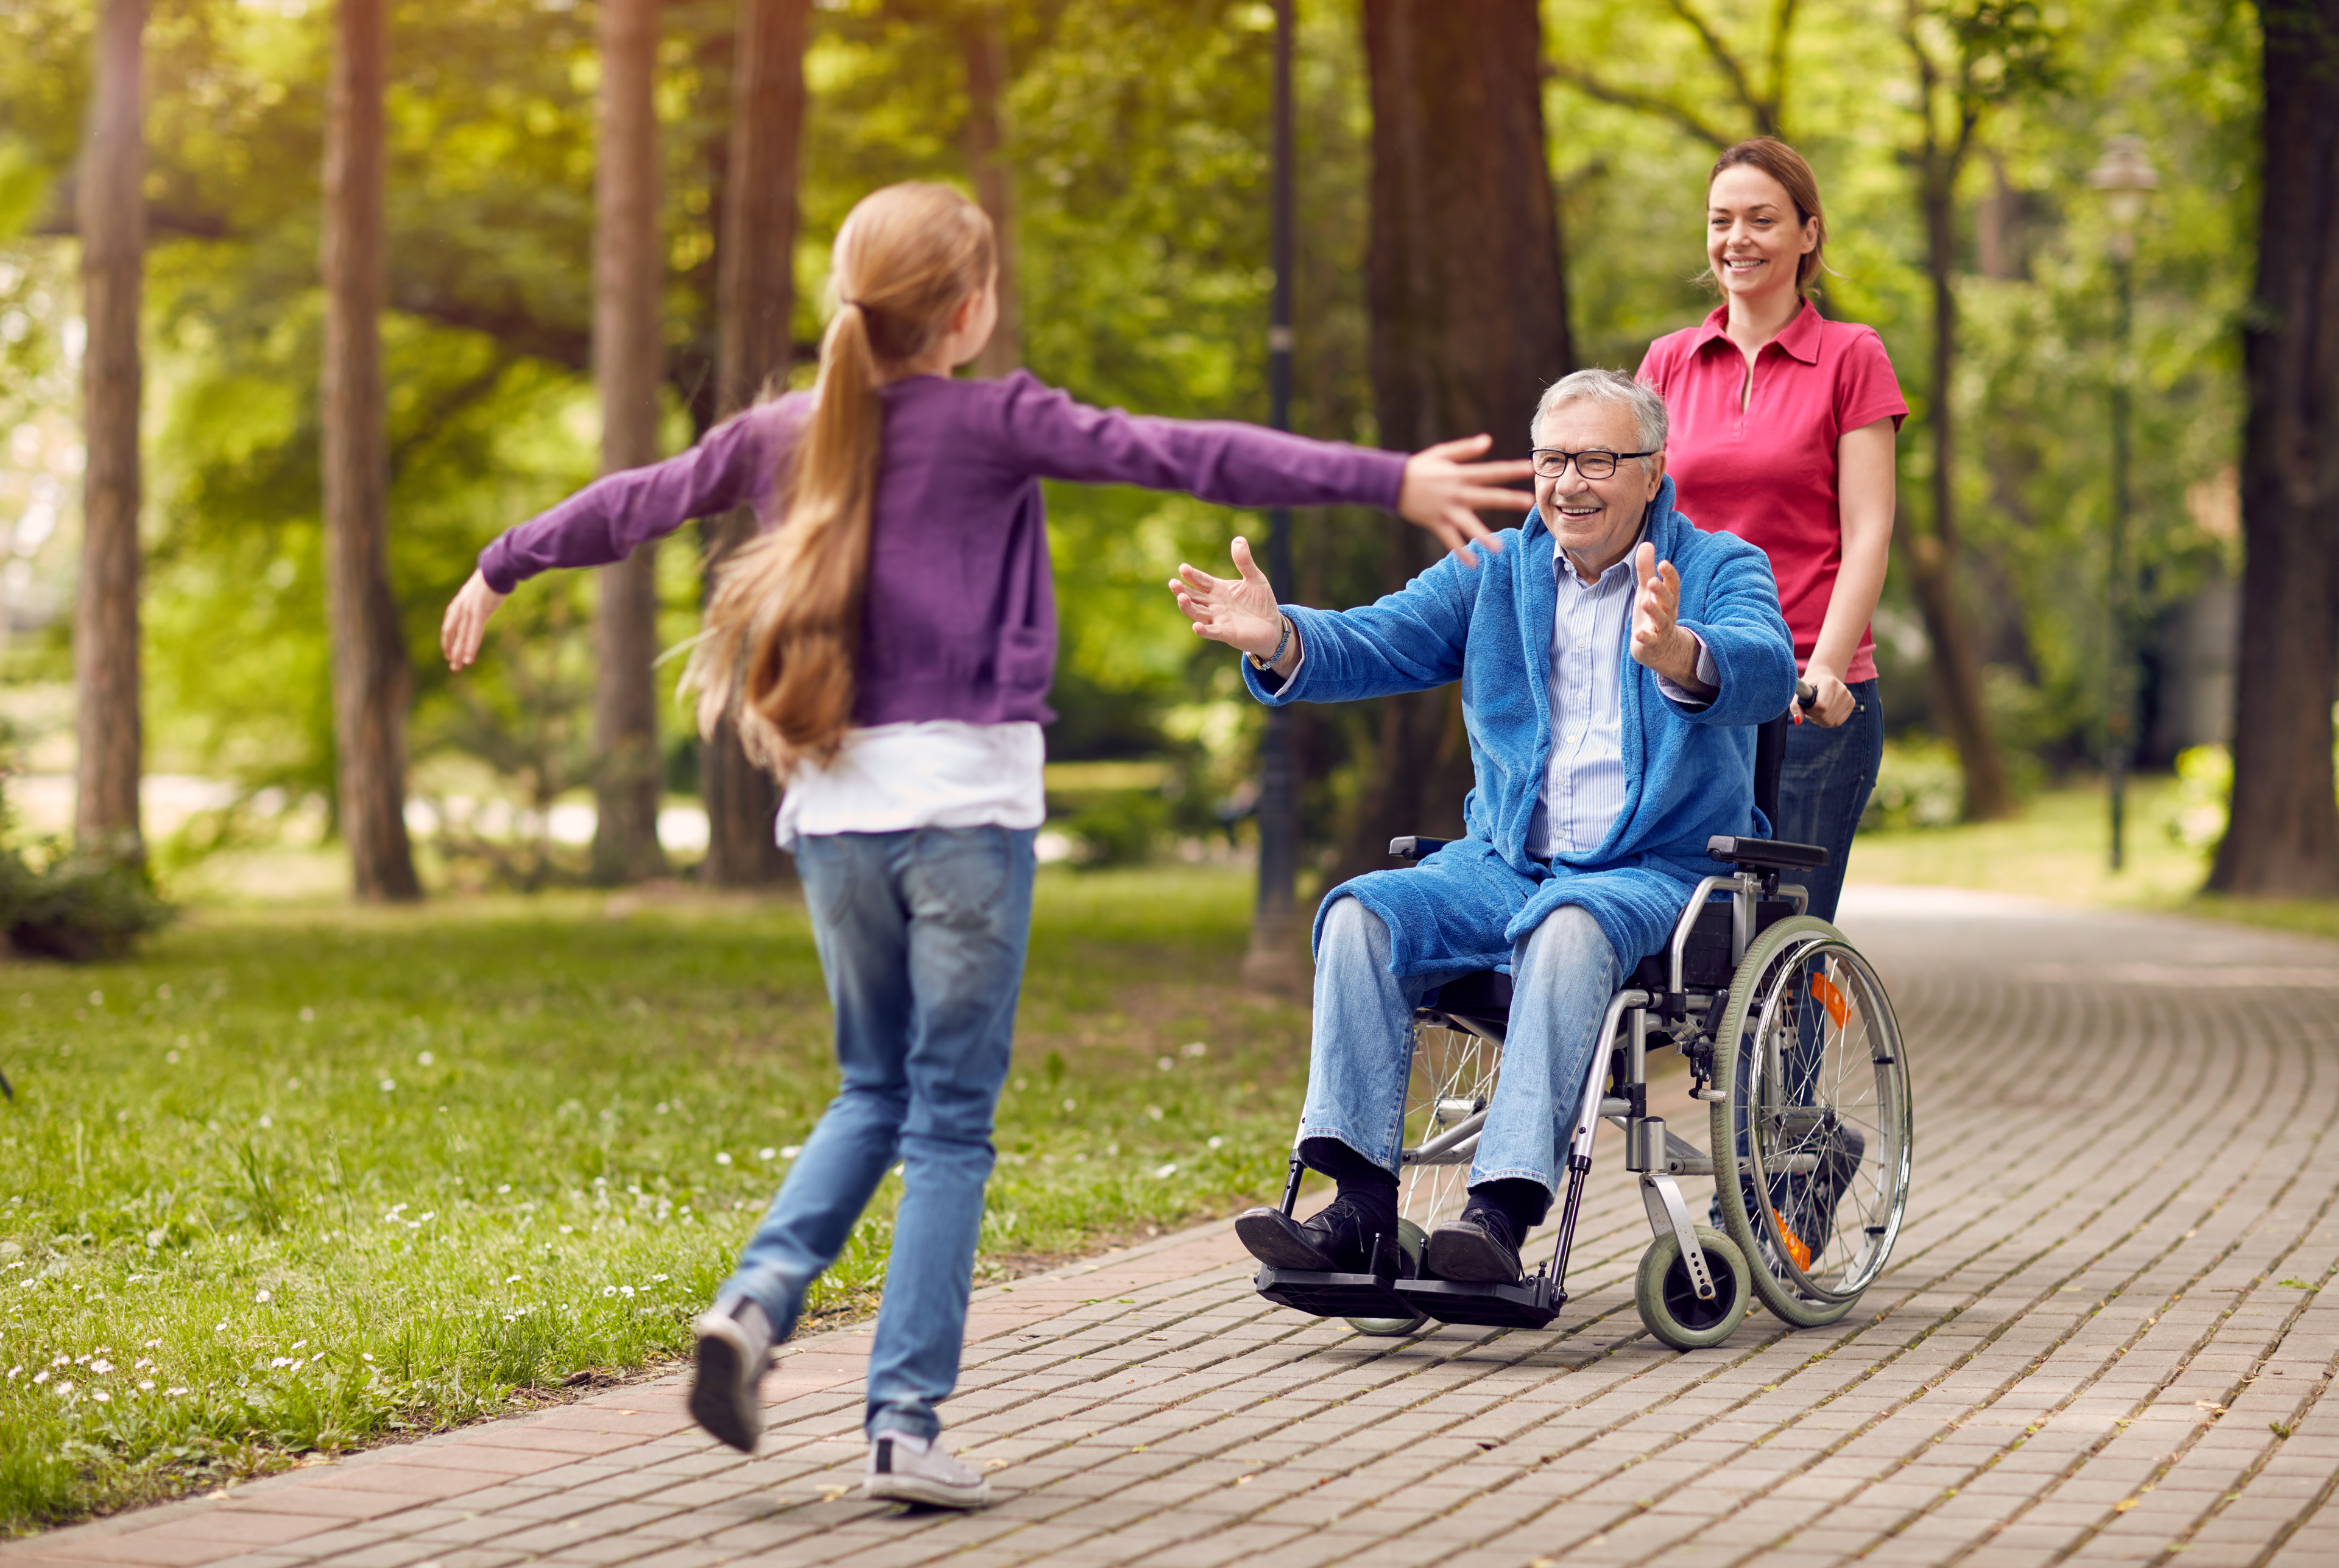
top-left (321, 0), bottom-right (422, 902)
top-left (961, 3), bottom-right (1020, 379)
top-left (702, 0), bottom-right (808, 887)
top-left (74, 0), bottom-right (146, 859)
top-left (2208, 0), bottom-right (2339, 895)
top-left (590, 0), bottom-right (667, 885)
top-left (1902, 162), bottom-right (2016, 821)
top-left (1330, 0), bottom-right (1570, 891)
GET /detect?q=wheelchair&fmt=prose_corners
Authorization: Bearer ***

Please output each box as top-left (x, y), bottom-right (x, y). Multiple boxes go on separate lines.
top-left (1251, 700), bottom-right (1912, 1350)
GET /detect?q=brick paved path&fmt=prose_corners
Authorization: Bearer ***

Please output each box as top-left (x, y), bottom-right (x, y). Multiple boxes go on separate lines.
top-left (13, 888), bottom-right (2339, 1568)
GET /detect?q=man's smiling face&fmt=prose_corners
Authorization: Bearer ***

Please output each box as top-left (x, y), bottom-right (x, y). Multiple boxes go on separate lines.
top-left (1532, 399), bottom-right (1667, 577)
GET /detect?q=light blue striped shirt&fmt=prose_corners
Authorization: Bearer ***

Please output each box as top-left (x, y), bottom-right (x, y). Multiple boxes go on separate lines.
top-left (1527, 536), bottom-right (1715, 860)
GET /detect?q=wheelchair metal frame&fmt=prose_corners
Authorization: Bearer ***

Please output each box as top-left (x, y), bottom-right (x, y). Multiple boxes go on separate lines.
top-left (1252, 839), bottom-right (1829, 1333)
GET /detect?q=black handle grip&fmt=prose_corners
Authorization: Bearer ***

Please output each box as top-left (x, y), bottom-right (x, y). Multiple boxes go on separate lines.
top-left (1791, 678), bottom-right (1864, 716)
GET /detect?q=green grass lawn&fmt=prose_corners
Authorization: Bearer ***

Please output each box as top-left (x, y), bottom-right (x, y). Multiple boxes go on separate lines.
top-left (1850, 772), bottom-right (2208, 907)
top-left (0, 868), bottom-right (1310, 1532)
top-left (1852, 773), bottom-right (2339, 945)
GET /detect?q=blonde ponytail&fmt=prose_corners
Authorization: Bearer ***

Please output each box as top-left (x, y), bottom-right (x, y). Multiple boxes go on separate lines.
top-left (682, 183), bottom-right (995, 773)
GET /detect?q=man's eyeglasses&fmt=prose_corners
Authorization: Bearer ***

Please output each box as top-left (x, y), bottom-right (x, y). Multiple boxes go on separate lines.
top-left (1531, 448), bottom-right (1658, 480)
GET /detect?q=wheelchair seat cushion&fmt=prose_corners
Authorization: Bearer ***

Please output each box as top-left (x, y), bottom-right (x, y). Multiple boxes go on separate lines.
top-left (1418, 969), bottom-right (1512, 1038)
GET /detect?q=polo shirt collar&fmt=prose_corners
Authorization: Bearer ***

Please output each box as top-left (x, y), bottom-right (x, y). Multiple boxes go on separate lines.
top-left (1690, 298), bottom-right (1824, 364)
top-left (1774, 299), bottom-right (1823, 364)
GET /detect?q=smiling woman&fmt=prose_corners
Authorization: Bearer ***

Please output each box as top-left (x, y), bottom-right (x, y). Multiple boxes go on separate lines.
top-left (1637, 138), bottom-right (1909, 919)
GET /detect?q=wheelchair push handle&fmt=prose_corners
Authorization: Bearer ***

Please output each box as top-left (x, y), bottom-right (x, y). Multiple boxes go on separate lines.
top-left (1789, 678), bottom-right (1865, 725)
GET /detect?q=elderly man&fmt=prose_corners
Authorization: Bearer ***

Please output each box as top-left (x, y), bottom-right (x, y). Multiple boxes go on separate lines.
top-left (1171, 368), bottom-right (1795, 1284)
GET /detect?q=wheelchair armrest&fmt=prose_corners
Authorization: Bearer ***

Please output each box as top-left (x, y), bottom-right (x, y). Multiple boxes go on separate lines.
top-left (1389, 835), bottom-right (1452, 862)
top-left (1706, 834), bottom-right (1829, 871)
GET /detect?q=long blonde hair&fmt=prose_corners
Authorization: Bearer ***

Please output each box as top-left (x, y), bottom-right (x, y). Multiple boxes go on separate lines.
top-left (683, 183), bottom-right (995, 773)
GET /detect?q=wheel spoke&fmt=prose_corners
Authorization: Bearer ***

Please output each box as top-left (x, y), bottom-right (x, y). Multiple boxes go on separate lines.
top-left (1727, 938), bottom-right (1911, 1309)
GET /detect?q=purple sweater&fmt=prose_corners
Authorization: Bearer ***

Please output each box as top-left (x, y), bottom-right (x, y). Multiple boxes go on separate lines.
top-left (480, 370), bottom-right (1409, 727)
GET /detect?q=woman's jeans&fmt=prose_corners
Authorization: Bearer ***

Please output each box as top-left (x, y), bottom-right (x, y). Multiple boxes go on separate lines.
top-left (717, 826), bottom-right (1035, 1443)
top-left (1773, 679), bottom-right (1883, 924)
top-left (1720, 681), bottom-right (1882, 1230)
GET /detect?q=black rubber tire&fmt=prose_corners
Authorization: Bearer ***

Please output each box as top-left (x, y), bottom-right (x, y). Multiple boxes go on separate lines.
top-left (1708, 916), bottom-right (1899, 1327)
top-left (1346, 1220), bottom-right (1431, 1337)
top-left (1634, 1225), bottom-right (1751, 1351)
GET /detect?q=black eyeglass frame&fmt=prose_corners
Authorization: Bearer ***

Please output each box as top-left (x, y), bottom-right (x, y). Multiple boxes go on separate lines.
top-left (1529, 447), bottom-right (1660, 480)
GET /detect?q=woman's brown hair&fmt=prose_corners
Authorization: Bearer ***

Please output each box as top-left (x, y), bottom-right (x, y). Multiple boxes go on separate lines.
top-left (1709, 137), bottom-right (1828, 295)
top-left (683, 183), bottom-right (995, 773)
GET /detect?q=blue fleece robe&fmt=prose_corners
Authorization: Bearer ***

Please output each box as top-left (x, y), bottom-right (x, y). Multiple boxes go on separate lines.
top-left (1245, 477), bottom-right (1797, 977)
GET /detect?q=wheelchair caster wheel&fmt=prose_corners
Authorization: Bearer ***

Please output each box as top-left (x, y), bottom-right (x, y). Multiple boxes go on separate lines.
top-left (1635, 1225), bottom-right (1751, 1351)
top-left (1346, 1220), bottom-right (1431, 1337)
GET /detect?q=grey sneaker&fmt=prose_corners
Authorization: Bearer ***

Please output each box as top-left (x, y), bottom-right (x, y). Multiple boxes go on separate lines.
top-left (688, 1296), bottom-right (777, 1453)
top-left (862, 1430), bottom-right (992, 1510)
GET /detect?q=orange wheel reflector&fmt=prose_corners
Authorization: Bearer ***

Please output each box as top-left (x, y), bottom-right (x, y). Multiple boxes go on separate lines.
top-left (1771, 1207), bottom-right (1813, 1271)
top-left (1810, 972), bottom-right (1849, 1030)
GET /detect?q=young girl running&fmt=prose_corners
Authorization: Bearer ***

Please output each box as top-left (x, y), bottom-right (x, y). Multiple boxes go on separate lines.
top-left (440, 181), bottom-right (1530, 1509)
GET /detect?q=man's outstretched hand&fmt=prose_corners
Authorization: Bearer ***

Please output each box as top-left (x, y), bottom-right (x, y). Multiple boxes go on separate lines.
top-left (440, 568), bottom-right (508, 672)
top-left (1397, 434), bottom-right (1533, 565)
top-left (1171, 536), bottom-right (1298, 676)
top-left (1628, 541), bottom-right (1713, 697)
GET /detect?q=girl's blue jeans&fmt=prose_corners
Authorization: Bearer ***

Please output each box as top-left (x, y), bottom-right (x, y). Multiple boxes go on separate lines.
top-left (717, 826), bottom-right (1035, 1443)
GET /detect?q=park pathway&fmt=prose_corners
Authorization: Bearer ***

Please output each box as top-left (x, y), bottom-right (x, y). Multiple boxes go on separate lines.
top-left (12, 887), bottom-right (2339, 1568)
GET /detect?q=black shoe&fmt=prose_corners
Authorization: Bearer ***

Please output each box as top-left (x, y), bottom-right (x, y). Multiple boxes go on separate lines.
top-left (1425, 1202), bottom-right (1523, 1284)
top-left (1234, 1191), bottom-right (1384, 1273)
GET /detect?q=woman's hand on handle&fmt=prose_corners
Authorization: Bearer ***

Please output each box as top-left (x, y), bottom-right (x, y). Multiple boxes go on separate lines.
top-left (1801, 665), bottom-right (1857, 727)
top-left (1170, 537), bottom-right (1299, 676)
top-left (1397, 434), bottom-right (1534, 565)
top-left (440, 569), bottom-right (508, 672)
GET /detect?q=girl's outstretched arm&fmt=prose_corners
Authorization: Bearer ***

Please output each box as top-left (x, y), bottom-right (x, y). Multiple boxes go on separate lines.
top-left (446, 403), bottom-right (792, 673)
top-left (987, 375), bottom-right (1531, 563)
top-left (441, 569), bottom-right (507, 672)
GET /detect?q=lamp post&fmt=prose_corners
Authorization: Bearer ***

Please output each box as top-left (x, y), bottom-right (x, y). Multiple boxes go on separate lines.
top-left (2090, 135), bottom-right (2156, 873)
top-left (1244, 0), bottom-right (1302, 989)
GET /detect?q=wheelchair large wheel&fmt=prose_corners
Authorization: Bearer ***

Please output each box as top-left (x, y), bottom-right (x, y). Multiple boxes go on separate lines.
top-left (1397, 1020), bottom-right (1502, 1234)
top-left (1635, 1225), bottom-right (1751, 1350)
top-left (1710, 916), bottom-right (1912, 1328)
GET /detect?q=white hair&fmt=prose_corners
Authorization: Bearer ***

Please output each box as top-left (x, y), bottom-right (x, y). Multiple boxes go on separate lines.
top-left (1531, 368), bottom-right (1668, 473)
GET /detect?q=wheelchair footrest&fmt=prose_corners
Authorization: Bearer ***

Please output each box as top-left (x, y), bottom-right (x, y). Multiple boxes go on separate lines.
top-left (1254, 1264), bottom-right (1415, 1321)
top-left (1254, 1231), bottom-right (1416, 1320)
top-left (1393, 1272), bottom-right (1562, 1329)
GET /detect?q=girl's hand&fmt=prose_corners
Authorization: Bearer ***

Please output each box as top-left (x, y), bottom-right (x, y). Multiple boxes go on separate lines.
top-left (1397, 434), bottom-right (1534, 566)
top-left (441, 569), bottom-right (507, 672)
top-left (1170, 537), bottom-right (1294, 670)
top-left (1802, 666), bottom-right (1856, 727)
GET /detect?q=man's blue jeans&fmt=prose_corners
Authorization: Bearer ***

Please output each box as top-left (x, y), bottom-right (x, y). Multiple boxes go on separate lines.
top-left (1775, 679), bottom-right (1883, 924)
top-left (718, 826), bottom-right (1035, 1443)
top-left (1300, 893), bottom-right (1621, 1199)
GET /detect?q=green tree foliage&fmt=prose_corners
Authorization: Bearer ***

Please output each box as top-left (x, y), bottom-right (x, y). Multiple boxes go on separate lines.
top-left (0, 0), bottom-right (2265, 871)
top-left (1546, 0), bottom-right (2251, 786)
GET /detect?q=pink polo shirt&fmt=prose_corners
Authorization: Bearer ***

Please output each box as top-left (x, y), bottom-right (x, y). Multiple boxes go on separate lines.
top-left (1638, 301), bottom-right (1907, 683)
